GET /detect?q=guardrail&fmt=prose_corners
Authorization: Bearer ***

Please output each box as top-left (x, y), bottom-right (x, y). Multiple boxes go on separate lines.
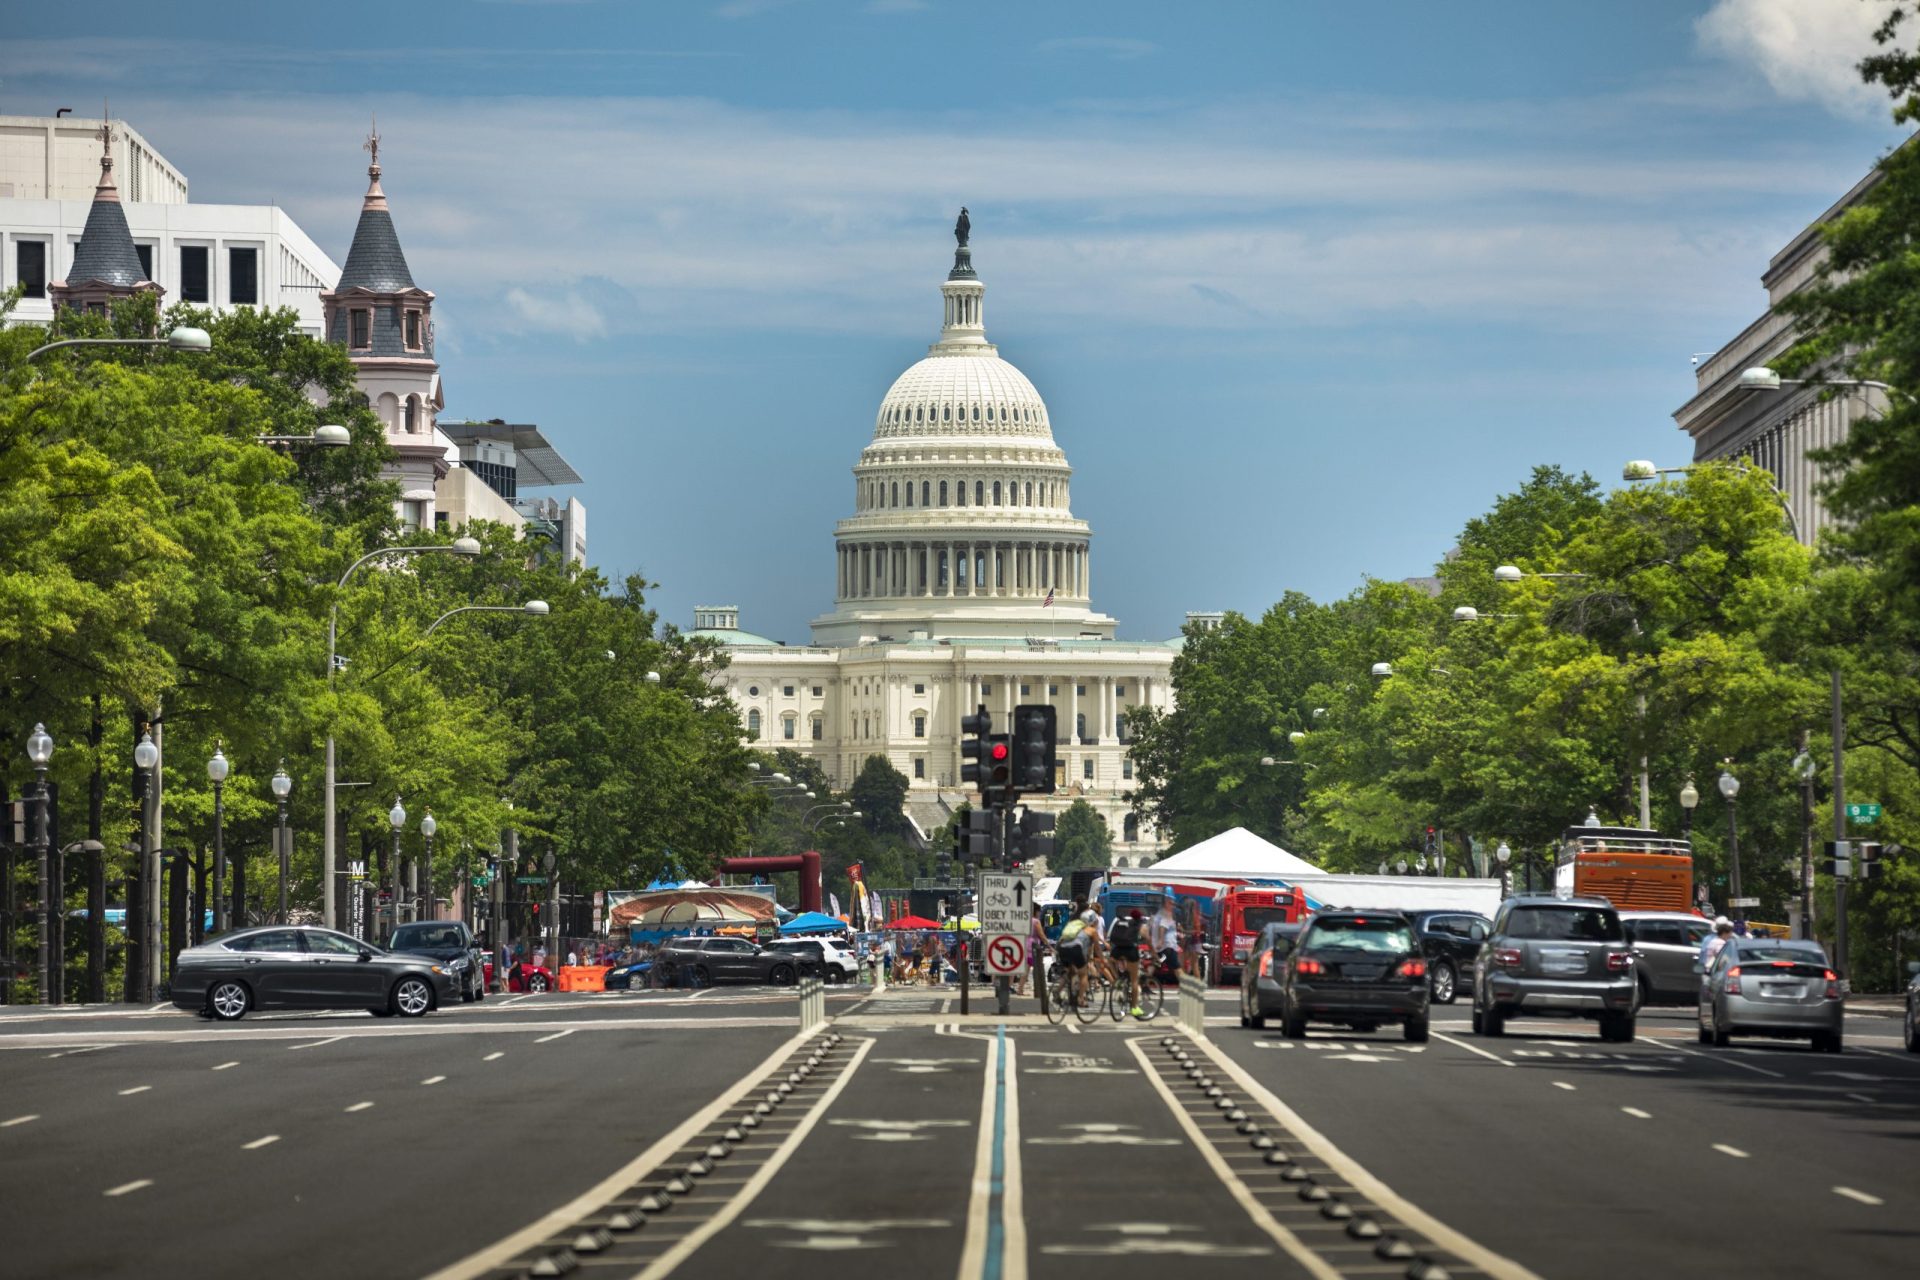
top-left (1178, 972), bottom-right (1209, 1039)
top-left (798, 976), bottom-right (826, 1030)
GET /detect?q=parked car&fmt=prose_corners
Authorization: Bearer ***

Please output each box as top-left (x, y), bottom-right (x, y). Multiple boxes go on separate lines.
top-left (766, 936), bottom-right (853, 982)
top-left (1906, 960), bottom-right (1920, 1053)
top-left (387, 920), bottom-right (487, 1003)
top-left (602, 959), bottom-right (653, 990)
top-left (1472, 895), bottom-right (1637, 1042)
top-left (658, 936), bottom-right (807, 986)
top-left (171, 926), bottom-right (457, 1021)
top-left (1276, 910), bottom-right (1430, 1042)
top-left (1407, 910), bottom-right (1489, 1005)
top-left (1240, 921), bottom-right (1303, 1029)
top-left (1621, 911), bottom-right (1714, 1006)
top-left (507, 958), bottom-right (554, 993)
top-left (1698, 937), bottom-right (1844, 1053)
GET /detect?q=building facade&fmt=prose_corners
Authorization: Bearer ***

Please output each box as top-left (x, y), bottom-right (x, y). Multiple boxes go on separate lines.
top-left (1673, 161), bottom-right (1893, 542)
top-left (692, 228), bottom-right (1179, 864)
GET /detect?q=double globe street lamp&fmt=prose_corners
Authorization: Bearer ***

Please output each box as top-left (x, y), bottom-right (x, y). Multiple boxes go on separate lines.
top-left (1719, 765), bottom-right (1744, 925)
top-left (208, 745), bottom-right (229, 935)
top-left (271, 761), bottom-right (293, 925)
top-left (26, 724), bottom-right (54, 1004)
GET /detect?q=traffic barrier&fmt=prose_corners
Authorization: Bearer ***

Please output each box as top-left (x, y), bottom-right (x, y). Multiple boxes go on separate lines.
top-left (1178, 972), bottom-right (1209, 1039)
top-left (797, 976), bottom-right (826, 1030)
top-left (557, 965), bottom-right (608, 993)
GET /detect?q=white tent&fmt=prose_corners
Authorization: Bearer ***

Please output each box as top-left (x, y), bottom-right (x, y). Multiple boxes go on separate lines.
top-left (1146, 827), bottom-right (1322, 879)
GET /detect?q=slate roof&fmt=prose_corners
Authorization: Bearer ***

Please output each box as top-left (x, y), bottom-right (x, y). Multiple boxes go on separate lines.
top-left (66, 196), bottom-right (147, 290)
top-left (336, 207), bottom-right (416, 293)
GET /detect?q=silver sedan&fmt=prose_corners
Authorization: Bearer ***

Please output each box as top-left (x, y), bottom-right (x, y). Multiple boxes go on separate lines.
top-left (1697, 938), bottom-right (1844, 1053)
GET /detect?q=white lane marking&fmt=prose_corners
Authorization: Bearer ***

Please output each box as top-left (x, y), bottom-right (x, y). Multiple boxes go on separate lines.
top-left (1713, 1144), bottom-right (1749, 1159)
top-left (1432, 1031), bottom-right (1515, 1066)
top-left (1552, 1081), bottom-right (1576, 1091)
top-left (422, 1075), bottom-right (446, 1086)
top-left (636, 1039), bottom-right (876, 1280)
top-left (242, 1135), bottom-right (280, 1150)
top-left (1834, 1186), bottom-right (1884, 1206)
top-left (957, 1032), bottom-right (1026, 1280)
top-left (1127, 1039), bottom-right (1339, 1280)
top-left (1848, 1092), bottom-right (1874, 1103)
top-left (2, 1114), bottom-right (40, 1127)
top-left (289, 1036), bottom-right (344, 1051)
top-left (1621, 1107), bottom-right (1652, 1119)
top-left (1188, 1034), bottom-right (1544, 1280)
top-left (212, 1061), bottom-right (239, 1071)
top-left (103, 1179), bottom-right (152, 1197)
top-left (419, 1025), bottom-right (827, 1280)
top-left (1665, 1039), bottom-right (1783, 1079)
top-left (344, 1101), bottom-right (374, 1113)
top-left (117, 1086), bottom-right (151, 1096)
top-left (46, 1045), bottom-right (108, 1059)
top-left (483, 1052), bottom-right (504, 1061)
top-left (534, 1030), bottom-right (573, 1044)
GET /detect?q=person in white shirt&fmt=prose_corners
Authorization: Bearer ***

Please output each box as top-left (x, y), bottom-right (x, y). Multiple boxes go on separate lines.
top-left (1149, 900), bottom-right (1180, 977)
top-left (1697, 916), bottom-right (1734, 969)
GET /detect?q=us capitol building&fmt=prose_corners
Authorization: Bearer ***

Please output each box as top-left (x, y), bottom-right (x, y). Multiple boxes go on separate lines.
top-left (691, 215), bottom-right (1194, 864)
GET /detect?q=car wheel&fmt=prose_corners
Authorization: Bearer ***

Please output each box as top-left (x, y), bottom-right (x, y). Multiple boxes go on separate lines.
top-left (460, 974), bottom-right (477, 1003)
top-left (1404, 1013), bottom-right (1430, 1044)
top-left (1697, 1024), bottom-right (1712, 1044)
top-left (1817, 1031), bottom-right (1843, 1054)
top-left (1711, 1024), bottom-right (1730, 1048)
top-left (1636, 973), bottom-right (1655, 1012)
top-left (1481, 1005), bottom-right (1505, 1038)
top-left (527, 973), bottom-right (550, 994)
top-left (1601, 1012), bottom-right (1634, 1043)
top-left (369, 1007), bottom-right (394, 1017)
top-left (1471, 1006), bottom-right (1483, 1034)
top-left (690, 965), bottom-right (711, 988)
top-left (208, 980), bottom-right (250, 1021)
top-left (1907, 1004), bottom-right (1920, 1053)
top-left (392, 977), bottom-right (434, 1018)
top-left (1430, 961), bottom-right (1457, 1005)
top-left (768, 964), bottom-right (796, 987)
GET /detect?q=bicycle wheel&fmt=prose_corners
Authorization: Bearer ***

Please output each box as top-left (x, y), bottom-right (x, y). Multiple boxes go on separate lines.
top-left (1135, 971), bottom-right (1165, 1021)
top-left (1072, 971), bottom-right (1105, 1025)
top-left (1045, 971), bottom-right (1071, 1025)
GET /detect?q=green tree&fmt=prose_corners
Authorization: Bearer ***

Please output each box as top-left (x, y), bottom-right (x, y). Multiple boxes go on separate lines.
top-left (849, 754), bottom-right (910, 838)
top-left (1048, 799), bottom-right (1112, 874)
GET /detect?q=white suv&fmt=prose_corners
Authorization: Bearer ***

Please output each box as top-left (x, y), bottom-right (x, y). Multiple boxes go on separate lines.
top-left (811, 936), bottom-right (860, 983)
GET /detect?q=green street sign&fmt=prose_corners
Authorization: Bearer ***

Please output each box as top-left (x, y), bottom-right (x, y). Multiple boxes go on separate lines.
top-left (515, 875), bottom-right (549, 885)
top-left (1846, 803), bottom-right (1882, 825)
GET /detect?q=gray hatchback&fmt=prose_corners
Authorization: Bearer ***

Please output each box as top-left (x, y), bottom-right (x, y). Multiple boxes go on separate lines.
top-left (1698, 938), bottom-right (1844, 1053)
top-left (1472, 895), bottom-right (1637, 1042)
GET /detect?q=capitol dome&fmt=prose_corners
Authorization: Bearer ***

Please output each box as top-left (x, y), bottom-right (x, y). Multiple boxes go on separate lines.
top-left (810, 219), bottom-right (1114, 647)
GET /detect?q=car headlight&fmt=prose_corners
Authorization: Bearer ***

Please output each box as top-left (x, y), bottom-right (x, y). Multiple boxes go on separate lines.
top-left (450, 956), bottom-right (470, 971)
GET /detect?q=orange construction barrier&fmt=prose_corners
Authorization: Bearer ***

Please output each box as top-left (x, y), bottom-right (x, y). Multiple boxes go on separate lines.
top-left (557, 965), bottom-right (608, 993)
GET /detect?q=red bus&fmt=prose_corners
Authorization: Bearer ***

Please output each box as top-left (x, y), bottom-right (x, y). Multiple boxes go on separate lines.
top-left (1217, 886), bottom-right (1306, 985)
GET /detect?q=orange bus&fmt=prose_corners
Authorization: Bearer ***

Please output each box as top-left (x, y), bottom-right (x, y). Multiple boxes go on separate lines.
top-left (1553, 825), bottom-right (1695, 913)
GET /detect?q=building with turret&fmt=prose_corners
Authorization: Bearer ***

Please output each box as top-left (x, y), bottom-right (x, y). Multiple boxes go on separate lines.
top-left (692, 221), bottom-right (1181, 863)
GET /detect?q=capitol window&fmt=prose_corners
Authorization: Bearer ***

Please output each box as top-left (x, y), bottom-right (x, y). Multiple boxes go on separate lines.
top-left (906, 483), bottom-right (914, 507)
top-left (783, 685), bottom-right (794, 697)
top-left (782, 715), bottom-right (796, 741)
top-left (892, 482), bottom-right (899, 506)
top-left (957, 481), bottom-right (966, 506)
top-left (914, 683), bottom-right (925, 694)
top-left (812, 686), bottom-right (822, 696)
top-left (747, 709), bottom-right (761, 738)
top-left (1123, 759), bottom-right (1134, 780)
top-left (913, 714), bottom-right (926, 738)
top-left (1025, 482), bottom-right (1034, 505)
top-left (972, 405), bottom-right (980, 421)
top-left (747, 686), bottom-right (759, 696)
top-left (975, 481), bottom-right (984, 505)
top-left (921, 481), bottom-right (930, 505)
top-left (939, 481), bottom-right (948, 505)
top-left (993, 481), bottom-right (1001, 505)
top-left (1083, 759), bottom-right (1094, 780)
top-left (914, 758), bottom-right (925, 779)
top-left (812, 717), bottom-right (823, 740)
top-left (943, 404), bottom-right (951, 421)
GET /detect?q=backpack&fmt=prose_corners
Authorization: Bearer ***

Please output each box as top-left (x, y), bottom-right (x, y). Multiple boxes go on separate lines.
top-left (1060, 919), bottom-right (1086, 943)
top-left (1109, 918), bottom-right (1139, 948)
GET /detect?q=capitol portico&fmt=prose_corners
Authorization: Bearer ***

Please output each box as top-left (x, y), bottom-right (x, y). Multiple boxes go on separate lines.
top-left (693, 219), bottom-right (1181, 863)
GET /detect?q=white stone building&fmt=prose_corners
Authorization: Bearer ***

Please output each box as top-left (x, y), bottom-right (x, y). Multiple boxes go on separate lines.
top-left (692, 225), bottom-right (1180, 863)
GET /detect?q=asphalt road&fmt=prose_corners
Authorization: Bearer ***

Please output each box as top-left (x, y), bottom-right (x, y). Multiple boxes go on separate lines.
top-left (2, 982), bottom-right (1913, 1279)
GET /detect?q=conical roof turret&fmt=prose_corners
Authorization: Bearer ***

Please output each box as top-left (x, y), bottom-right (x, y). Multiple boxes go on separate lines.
top-left (59, 117), bottom-right (151, 296)
top-left (335, 126), bottom-right (416, 293)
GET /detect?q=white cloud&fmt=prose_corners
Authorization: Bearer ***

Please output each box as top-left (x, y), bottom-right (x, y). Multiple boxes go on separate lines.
top-left (1696, 0), bottom-right (1894, 117)
top-left (503, 285), bottom-right (611, 341)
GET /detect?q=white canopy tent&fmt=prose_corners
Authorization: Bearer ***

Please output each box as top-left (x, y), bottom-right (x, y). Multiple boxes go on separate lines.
top-left (1147, 827), bottom-right (1323, 879)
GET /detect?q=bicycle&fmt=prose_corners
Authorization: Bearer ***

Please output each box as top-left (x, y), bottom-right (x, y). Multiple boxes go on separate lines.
top-left (1106, 950), bottom-right (1166, 1022)
top-left (1044, 955), bottom-right (1106, 1025)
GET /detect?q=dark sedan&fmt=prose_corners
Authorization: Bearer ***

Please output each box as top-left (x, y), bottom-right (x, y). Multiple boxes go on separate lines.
top-left (1408, 910), bottom-right (1489, 1005)
top-left (1278, 910), bottom-right (1430, 1042)
top-left (171, 926), bottom-right (459, 1020)
top-left (387, 920), bottom-right (487, 1003)
top-left (1239, 921), bottom-right (1303, 1030)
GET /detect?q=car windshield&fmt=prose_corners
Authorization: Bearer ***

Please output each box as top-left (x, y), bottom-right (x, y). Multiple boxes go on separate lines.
top-left (1241, 907), bottom-right (1291, 933)
top-left (1304, 919), bottom-right (1413, 955)
top-left (392, 925), bottom-right (465, 948)
top-left (1505, 907), bottom-right (1622, 942)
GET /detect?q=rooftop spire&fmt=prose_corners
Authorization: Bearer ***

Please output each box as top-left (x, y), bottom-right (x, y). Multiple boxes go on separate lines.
top-left (92, 106), bottom-right (119, 204)
top-left (334, 120), bottom-right (416, 293)
top-left (948, 205), bottom-right (975, 280)
top-left (361, 115), bottom-right (387, 212)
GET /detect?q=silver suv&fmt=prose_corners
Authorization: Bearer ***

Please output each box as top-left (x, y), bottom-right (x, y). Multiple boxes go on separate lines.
top-left (1621, 911), bottom-right (1713, 1006)
top-left (1472, 895), bottom-right (1637, 1042)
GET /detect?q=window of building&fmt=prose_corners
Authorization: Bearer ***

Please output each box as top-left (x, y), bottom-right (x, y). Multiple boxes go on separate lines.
top-left (939, 481), bottom-right (948, 505)
top-left (404, 397), bottom-right (417, 434)
top-left (914, 758), bottom-right (925, 779)
top-left (812, 686), bottom-right (823, 697)
top-left (176, 244), bottom-right (209, 302)
top-left (404, 310), bottom-right (423, 350)
top-left (1076, 712), bottom-right (1087, 741)
top-left (993, 481), bottom-right (1001, 505)
top-left (349, 309), bottom-right (372, 349)
top-left (782, 715), bottom-right (796, 740)
top-left (913, 714), bottom-right (926, 738)
top-left (914, 683), bottom-right (925, 694)
top-left (1019, 684), bottom-right (1030, 696)
top-left (1083, 758), bottom-right (1095, 780)
top-left (15, 240), bottom-right (46, 299)
top-left (1116, 686), bottom-right (1127, 697)
top-left (975, 480), bottom-right (984, 505)
top-left (134, 244), bottom-right (153, 280)
top-left (906, 483), bottom-right (914, 507)
top-left (1116, 713), bottom-right (1127, 741)
top-left (811, 717), bottom-right (823, 741)
top-left (228, 247), bottom-right (258, 305)
top-left (1076, 684), bottom-right (1086, 696)
top-left (1123, 759), bottom-right (1134, 780)
top-left (400, 499), bottom-right (426, 531)
top-left (747, 685), bottom-right (760, 696)
top-left (957, 480), bottom-right (966, 506)
top-left (1048, 684), bottom-right (1058, 696)
top-left (922, 481), bottom-right (930, 505)
top-left (1124, 813), bottom-right (1140, 842)
top-left (747, 709), bottom-right (761, 738)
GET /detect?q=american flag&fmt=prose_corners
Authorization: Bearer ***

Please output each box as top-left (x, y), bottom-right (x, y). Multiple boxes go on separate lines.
top-left (1042, 586), bottom-right (1055, 607)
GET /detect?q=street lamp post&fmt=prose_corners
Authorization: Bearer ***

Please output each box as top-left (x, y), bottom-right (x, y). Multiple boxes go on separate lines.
top-left (420, 810), bottom-right (437, 922)
top-left (26, 725), bottom-right (53, 1005)
top-left (271, 761), bottom-right (292, 926)
top-left (543, 850), bottom-right (558, 976)
top-left (1792, 746), bottom-right (1816, 940)
top-left (24, 327), bottom-right (211, 362)
top-left (1679, 776), bottom-right (1698, 839)
top-left (324, 537), bottom-right (482, 932)
top-left (208, 745), bottom-right (229, 935)
top-left (133, 729), bottom-right (160, 1002)
top-left (388, 797), bottom-right (407, 940)
top-left (1719, 765), bottom-right (1743, 925)
top-left (1496, 842), bottom-right (1512, 897)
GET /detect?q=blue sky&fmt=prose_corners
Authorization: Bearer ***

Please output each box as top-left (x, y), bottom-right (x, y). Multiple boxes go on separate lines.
top-left (3, 1), bottom-right (1910, 642)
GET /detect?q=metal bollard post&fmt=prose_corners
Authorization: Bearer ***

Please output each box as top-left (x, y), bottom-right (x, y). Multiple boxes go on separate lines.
top-left (1179, 972), bottom-right (1208, 1040)
top-left (798, 976), bottom-right (825, 1031)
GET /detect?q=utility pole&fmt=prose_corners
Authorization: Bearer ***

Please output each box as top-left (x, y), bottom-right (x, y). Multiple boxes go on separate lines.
top-left (1832, 669), bottom-right (1848, 974)
top-left (1798, 729), bottom-right (1814, 941)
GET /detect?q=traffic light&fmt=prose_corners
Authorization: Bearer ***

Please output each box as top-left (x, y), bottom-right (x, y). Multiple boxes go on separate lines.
top-left (1858, 842), bottom-right (1884, 880)
top-left (960, 704), bottom-right (992, 790)
top-left (1009, 704), bottom-right (1057, 794)
top-left (964, 808), bottom-right (997, 863)
top-left (1013, 807), bottom-right (1056, 863)
top-left (985, 736), bottom-right (1012, 801)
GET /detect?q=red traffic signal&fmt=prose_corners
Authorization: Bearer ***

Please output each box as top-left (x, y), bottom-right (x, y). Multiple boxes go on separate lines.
top-left (990, 742), bottom-right (1008, 761)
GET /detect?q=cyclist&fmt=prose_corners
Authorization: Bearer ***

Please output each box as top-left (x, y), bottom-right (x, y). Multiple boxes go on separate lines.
top-left (1109, 906), bottom-right (1146, 1016)
top-left (1056, 899), bottom-right (1094, 1007)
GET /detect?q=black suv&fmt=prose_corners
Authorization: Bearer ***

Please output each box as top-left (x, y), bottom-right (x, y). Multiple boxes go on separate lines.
top-left (1278, 910), bottom-right (1430, 1042)
top-left (657, 936), bottom-right (813, 987)
top-left (1407, 911), bottom-right (1489, 1005)
top-left (386, 920), bottom-right (486, 1002)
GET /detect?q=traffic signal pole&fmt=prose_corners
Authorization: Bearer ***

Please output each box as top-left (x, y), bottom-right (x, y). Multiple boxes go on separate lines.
top-left (1832, 669), bottom-right (1848, 975)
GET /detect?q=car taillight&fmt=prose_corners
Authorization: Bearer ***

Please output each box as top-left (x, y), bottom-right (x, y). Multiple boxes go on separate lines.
top-left (1823, 968), bottom-right (1841, 1000)
top-left (1397, 958), bottom-right (1427, 980)
top-left (1259, 951), bottom-right (1272, 977)
top-left (1295, 958), bottom-right (1325, 976)
top-left (1725, 965), bottom-right (1742, 995)
top-left (1493, 947), bottom-right (1523, 970)
top-left (1606, 952), bottom-right (1633, 972)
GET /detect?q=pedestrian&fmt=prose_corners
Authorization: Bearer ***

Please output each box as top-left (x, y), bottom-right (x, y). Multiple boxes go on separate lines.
top-left (1020, 907), bottom-right (1047, 997)
top-left (1698, 916), bottom-right (1735, 969)
top-left (1149, 897), bottom-right (1180, 983)
top-left (565, 946), bottom-right (579, 968)
top-left (922, 932), bottom-right (940, 986)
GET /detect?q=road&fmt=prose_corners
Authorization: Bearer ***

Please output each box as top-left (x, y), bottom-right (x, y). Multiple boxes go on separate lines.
top-left (1, 983), bottom-right (1913, 1278)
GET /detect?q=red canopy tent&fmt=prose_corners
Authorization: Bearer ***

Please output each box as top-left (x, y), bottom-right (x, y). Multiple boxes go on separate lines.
top-left (883, 914), bottom-right (943, 930)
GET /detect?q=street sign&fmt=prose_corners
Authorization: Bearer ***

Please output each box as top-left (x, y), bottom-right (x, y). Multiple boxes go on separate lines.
top-left (984, 933), bottom-right (1026, 976)
top-left (1846, 803), bottom-right (1882, 825)
top-left (516, 875), bottom-right (548, 885)
top-left (978, 871), bottom-right (1033, 978)
top-left (348, 860), bottom-right (366, 881)
top-left (1728, 896), bottom-right (1761, 908)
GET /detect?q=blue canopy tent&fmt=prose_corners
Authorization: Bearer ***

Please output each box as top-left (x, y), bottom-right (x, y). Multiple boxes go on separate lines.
top-left (779, 911), bottom-right (847, 935)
